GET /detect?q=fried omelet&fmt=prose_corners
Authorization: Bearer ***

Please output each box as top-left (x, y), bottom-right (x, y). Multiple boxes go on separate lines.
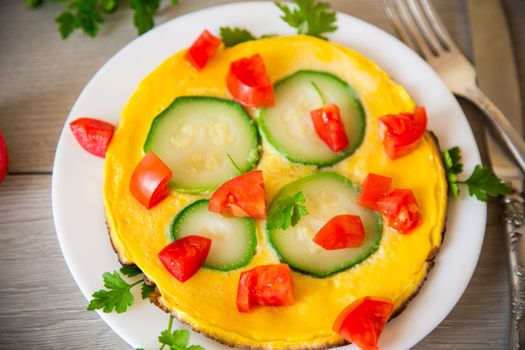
top-left (104, 35), bottom-right (447, 349)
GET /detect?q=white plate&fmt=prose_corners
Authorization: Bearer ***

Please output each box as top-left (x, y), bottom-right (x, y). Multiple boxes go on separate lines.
top-left (52, 2), bottom-right (486, 349)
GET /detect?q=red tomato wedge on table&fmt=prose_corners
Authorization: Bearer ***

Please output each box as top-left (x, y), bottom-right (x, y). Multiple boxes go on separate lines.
top-left (237, 264), bottom-right (294, 312)
top-left (333, 296), bottom-right (394, 350)
top-left (209, 170), bottom-right (266, 219)
top-left (130, 151), bottom-right (172, 209)
top-left (158, 235), bottom-right (212, 282)
top-left (378, 107), bottom-right (427, 159)
top-left (310, 104), bottom-right (349, 152)
top-left (226, 54), bottom-right (275, 108)
top-left (357, 173), bottom-right (392, 211)
top-left (377, 189), bottom-right (421, 233)
top-left (69, 118), bottom-right (115, 158)
top-left (184, 30), bottom-right (222, 70)
top-left (0, 130), bottom-right (7, 183)
top-left (312, 215), bottom-right (365, 250)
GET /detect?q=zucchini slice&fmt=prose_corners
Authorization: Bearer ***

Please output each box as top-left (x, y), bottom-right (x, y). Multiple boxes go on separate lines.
top-left (259, 70), bottom-right (365, 166)
top-left (267, 172), bottom-right (382, 277)
top-left (144, 96), bottom-right (260, 193)
top-left (171, 200), bottom-right (257, 271)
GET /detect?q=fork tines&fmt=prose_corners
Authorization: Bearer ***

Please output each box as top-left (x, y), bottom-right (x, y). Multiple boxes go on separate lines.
top-left (384, 0), bottom-right (458, 60)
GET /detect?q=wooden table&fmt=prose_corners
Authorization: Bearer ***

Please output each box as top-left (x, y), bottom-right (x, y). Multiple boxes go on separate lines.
top-left (0, 0), bottom-right (524, 348)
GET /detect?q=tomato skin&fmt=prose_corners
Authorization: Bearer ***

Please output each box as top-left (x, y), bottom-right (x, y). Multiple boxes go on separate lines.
top-left (69, 118), bottom-right (115, 158)
top-left (130, 151), bottom-right (172, 209)
top-left (310, 104), bottom-right (349, 152)
top-left (158, 235), bottom-right (211, 282)
top-left (226, 54), bottom-right (275, 108)
top-left (378, 107), bottom-right (427, 159)
top-left (0, 130), bottom-right (7, 183)
top-left (209, 170), bottom-right (266, 219)
top-left (237, 264), bottom-right (294, 312)
top-left (332, 297), bottom-right (394, 350)
top-left (377, 189), bottom-right (421, 233)
top-left (313, 215), bottom-right (365, 250)
top-left (357, 173), bottom-right (392, 211)
top-left (184, 30), bottom-right (222, 70)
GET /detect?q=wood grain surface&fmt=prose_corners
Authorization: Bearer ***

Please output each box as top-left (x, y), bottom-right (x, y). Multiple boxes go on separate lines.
top-left (0, 0), bottom-right (524, 349)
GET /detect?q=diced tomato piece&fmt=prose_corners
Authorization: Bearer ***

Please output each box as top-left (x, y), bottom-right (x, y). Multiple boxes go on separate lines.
top-left (378, 107), bottom-right (427, 159)
top-left (130, 151), bottom-right (172, 209)
top-left (209, 170), bottom-right (266, 219)
top-left (226, 54), bottom-right (275, 108)
top-left (69, 118), bottom-right (115, 158)
top-left (158, 235), bottom-right (211, 282)
top-left (313, 215), bottom-right (365, 250)
top-left (184, 30), bottom-right (222, 70)
top-left (333, 297), bottom-right (394, 350)
top-left (357, 173), bottom-right (392, 211)
top-left (310, 104), bottom-right (349, 152)
top-left (236, 264), bottom-right (294, 312)
top-left (377, 189), bottom-right (421, 233)
top-left (0, 130), bottom-right (7, 183)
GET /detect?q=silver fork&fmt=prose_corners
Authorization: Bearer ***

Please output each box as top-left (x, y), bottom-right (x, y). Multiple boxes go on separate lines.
top-left (383, 0), bottom-right (525, 172)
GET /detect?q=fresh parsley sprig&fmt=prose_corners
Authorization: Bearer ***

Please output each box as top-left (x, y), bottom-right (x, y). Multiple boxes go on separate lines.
top-left (159, 315), bottom-right (205, 350)
top-left (275, 0), bottom-right (337, 39)
top-left (267, 191), bottom-right (309, 231)
top-left (27, 0), bottom-right (181, 39)
top-left (442, 146), bottom-right (511, 201)
top-left (87, 266), bottom-right (153, 313)
top-left (220, 27), bottom-right (257, 47)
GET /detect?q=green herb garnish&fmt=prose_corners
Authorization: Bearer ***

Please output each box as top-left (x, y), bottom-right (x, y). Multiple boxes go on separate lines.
top-left (220, 27), bottom-right (257, 47)
top-left (274, 0), bottom-right (337, 39)
top-left (267, 191), bottom-right (309, 231)
top-left (159, 316), bottom-right (205, 350)
top-left (27, 0), bottom-right (181, 39)
top-left (87, 271), bottom-right (140, 313)
top-left (442, 147), bottom-right (510, 201)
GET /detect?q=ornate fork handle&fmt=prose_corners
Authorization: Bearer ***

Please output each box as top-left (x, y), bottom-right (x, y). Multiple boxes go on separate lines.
top-left (503, 191), bottom-right (525, 350)
top-left (463, 86), bottom-right (525, 173)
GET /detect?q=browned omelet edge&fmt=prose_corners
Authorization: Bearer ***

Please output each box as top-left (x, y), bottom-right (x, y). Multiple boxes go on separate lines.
top-left (104, 130), bottom-right (447, 350)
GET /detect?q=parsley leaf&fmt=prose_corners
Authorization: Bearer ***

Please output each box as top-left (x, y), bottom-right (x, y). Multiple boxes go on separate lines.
top-left (120, 265), bottom-right (143, 277)
top-left (56, 11), bottom-right (78, 39)
top-left (267, 191), bottom-right (309, 231)
top-left (54, 0), bottom-right (104, 39)
top-left (87, 271), bottom-right (141, 313)
top-left (159, 316), bottom-right (205, 350)
top-left (99, 0), bottom-right (117, 13)
top-left (274, 0), bottom-right (337, 39)
top-left (442, 146), bottom-right (463, 198)
top-left (26, 0), bottom-right (44, 8)
top-left (220, 27), bottom-right (257, 47)
top-left (130, 0), bottom-right (160, 35)
top-left (141, 282), bottom-right (155, 301)
top-left (442, 146), bottom-right (511, 201)
top-left (464, 165), bottom-right (511, 201)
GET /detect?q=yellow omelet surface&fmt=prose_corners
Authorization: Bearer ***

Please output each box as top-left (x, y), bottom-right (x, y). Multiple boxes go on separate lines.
top-left (104, 35), bottom-right (447, 349)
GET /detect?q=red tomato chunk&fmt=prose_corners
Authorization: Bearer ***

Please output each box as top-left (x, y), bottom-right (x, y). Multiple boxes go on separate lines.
top-left (227, 54), bottom-right (275, 108)
top-left (209, 170), bottom-right (266, 219)
top-left (378, 107), bottom-right (427, 159)
top-left (313, 215), bottom-right (365, 250)
top-left (130, 151), bottom-right (172, 209)
top-left (237, 264), bottom-right (294, 312)
top-left (377, 189), bottom-right (421, 233)
top-left (184, 30), bottom-right (222, 70)
top-left (357, 173), bottom-right (392, 211)
top-left (69, 118), bottom-right (115, 158)
top-left (333, 296), bottom-right (394, 350)
top-left (310, 104), bottom-right (349, 152)
top-left (158, 235), bottom-right (211, 282)
top-left (0, 130), bottom-right (7, 183)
